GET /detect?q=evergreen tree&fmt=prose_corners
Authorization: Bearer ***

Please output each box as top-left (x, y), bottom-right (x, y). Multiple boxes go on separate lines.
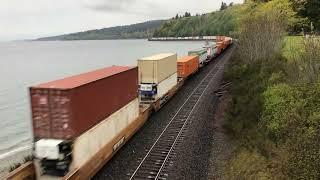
top-left (220, 2), bottom-right (228, 10)
top-left (184, 12), bottom-right (191, 17)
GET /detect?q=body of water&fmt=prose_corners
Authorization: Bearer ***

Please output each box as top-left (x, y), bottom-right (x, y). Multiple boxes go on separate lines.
top-left (0, 39), bottom-right (205, 159)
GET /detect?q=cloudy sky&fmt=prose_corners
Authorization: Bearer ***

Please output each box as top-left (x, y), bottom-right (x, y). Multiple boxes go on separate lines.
top-left (0, 0), bottom-right (243, 41)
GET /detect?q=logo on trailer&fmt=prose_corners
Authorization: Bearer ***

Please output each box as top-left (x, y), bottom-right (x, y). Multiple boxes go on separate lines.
top-left (139, 84), bottom-right (157, 95)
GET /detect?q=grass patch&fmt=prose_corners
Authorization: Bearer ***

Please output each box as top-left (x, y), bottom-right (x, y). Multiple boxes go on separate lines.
top-left (282, 36), bottom-right (304, 60)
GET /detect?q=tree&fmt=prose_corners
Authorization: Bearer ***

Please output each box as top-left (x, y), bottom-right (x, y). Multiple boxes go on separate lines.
top-left (184, 12), bottom-right (191, 17)
top-left (175, 14), bottom-right (179, 20)
top-left (288, 0), bottom-right (320, 32)
top-left (237, 0), bottom-right (296, 63)
top-left (302, 0), bottom-right (320, 31)
top-left (220, 2), bottom-right (228, 10)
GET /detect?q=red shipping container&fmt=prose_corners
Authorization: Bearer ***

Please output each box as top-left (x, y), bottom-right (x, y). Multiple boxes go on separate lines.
top-left (177, 56), bottom-right (199, 78)
top-left (30, 66), bottom-right (138, 140)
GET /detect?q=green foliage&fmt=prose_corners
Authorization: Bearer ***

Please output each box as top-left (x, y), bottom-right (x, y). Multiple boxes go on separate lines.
top-left (234, 0), bottom-right (302, 64)
top-left (225, 149), bottom-right (272, 179)
top-left (287, 131), bottom-right (320, 179)
top-left (223, 56), bottom-right (289, 177)
top-left (292, 0), bottom-right (320, 32)
top-left (38, 20), bottom-right (165, 40)
top-left (248, 0), bottom-right (313, 33)
top-left (285, 37), bottom-right (320, 83)
top-left (220, 2), bottom-right (228, 10)
top-left (224, 148), bottom-right (288, 179)
top-left (224, 0), bottom-right (320, 179)
top-left (282, 36), bottom-right (304, 60)
top-left (153, 5), bottom-right (243, 37)
top-left (263, 83), bottom-right (320, 141)
top-left (184, 12), bottom-right (191, 17)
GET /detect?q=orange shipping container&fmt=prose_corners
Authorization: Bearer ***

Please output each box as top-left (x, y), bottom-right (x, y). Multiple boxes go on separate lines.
top-left (223, 40), bottom-right (228, 49)
top-left (177, 56), bottom-right (199, 78)
top-left (217, 42), bottom-right (224, 52)
top-left (216, 36), bottom-right (226, 42)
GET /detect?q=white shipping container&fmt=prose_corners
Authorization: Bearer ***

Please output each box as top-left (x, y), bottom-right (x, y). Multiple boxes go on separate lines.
top-left (213, 47), bottom-right (217, 55)
top-left (188, 49), bottom-right (207, 66)
top-left (156, 73), bottom-right (177, 100)
top-left (206, 45), bottom-right (217, 58)
top-left (70, 98), bottom-right (139, 170)
top-left (199, 53), bottom-right (207, 65)
top-left (207, 47), bottom-right (213, 57)
top-left (138, 53), bottom-right (177, 84)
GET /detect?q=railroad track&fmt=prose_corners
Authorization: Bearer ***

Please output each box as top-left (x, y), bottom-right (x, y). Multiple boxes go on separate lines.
top-left (129, 59), bottom-right (224, 180)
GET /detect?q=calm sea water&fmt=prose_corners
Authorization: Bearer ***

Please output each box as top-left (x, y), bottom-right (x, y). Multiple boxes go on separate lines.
top-left (0, 39), bottom-right (205, 159)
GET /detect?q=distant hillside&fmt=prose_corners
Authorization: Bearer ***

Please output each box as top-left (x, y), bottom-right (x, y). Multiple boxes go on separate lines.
top-left (37, 5), bottom-right (243, 41)
top-left (37, 20), bottom-right (165, 41)
top-left (153, 5), bottom-right (242, 37)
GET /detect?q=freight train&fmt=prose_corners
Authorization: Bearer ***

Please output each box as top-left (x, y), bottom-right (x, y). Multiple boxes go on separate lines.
top-left (6, 36), bottom-right (232, 180)
top-left (149, 36), bottom-right (217, 41)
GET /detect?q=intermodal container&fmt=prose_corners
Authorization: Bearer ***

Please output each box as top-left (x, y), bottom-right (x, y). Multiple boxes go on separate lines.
top-left (217, 42), bottom-right (224, 53)
top-left (216, 36), bottom-right (225, 42)
top-left (177, 56), bottom-right (199, 78)
top-left (71, 98), bottom-right (139, 171)
top-left (30, 66), bottom-right (138, 140)
top-left (204, 43), bottom-right (217, 59)
top-left (156, 73), bottom-right (177, 100)
top-left (138, 53), bottom-right (177, 84)
top-left (188, 48), bottom-right (207, 67)
top-left (223, 40), bottom-right (229, 48)
top-left (225, 37), bottom-right (232, 46)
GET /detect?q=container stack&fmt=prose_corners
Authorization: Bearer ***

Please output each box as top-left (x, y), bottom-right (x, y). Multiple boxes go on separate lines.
top-left (216, 42), bottom-right (224, 54)
top-left (177, 56), bottom-right (199, 79)
top-left (138, 53), bottom-right (177, 102)
top-left (204, 42), bottom-right (217, 60)
top-left (30, 66), bottom-right (139, 176)
top-left (188, 49), bottom-right (208, 67)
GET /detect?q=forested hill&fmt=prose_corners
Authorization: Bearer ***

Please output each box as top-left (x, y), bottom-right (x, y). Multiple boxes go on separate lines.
top-left (38, 4), bottom-right (241, 41)
top-left (153, 5), bottom-right (241, 37)
top-left (37, 0), bottom-right (319, 41)
top-left (37, 20), bottom-right (165, 41)
top-left (152, 0), bottom-right (319, 37)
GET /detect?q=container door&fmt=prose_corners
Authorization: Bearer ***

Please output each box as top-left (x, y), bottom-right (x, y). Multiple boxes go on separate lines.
top-left (31, 88), bottom-right (51, 139)
top-left (49, 89), bottom-right (73, 139)
top-left (177, 63), bottom-right (184, 77)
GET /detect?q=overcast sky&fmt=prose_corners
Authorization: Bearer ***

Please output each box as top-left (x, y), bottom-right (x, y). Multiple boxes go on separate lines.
top-left (0, 0), bottom-right (243, 41)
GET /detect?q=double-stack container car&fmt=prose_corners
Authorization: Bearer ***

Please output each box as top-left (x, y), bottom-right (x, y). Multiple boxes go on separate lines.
top-left (177, 56), bottom-right (199, 79)
top-left (204, 43), bottom-right (217, 62)
top-left (188, 49), bottom-right (208, 67)
top-left (138, 53), bottom-right (178, 110)
top-left (224, 37), bottom-right (233, 46)
top-left (30, 66), bottom-right (141, 178)
top-left (216, 42), bottom-right (224, 54)
top-left (216, 36), bottom-right (232, 54)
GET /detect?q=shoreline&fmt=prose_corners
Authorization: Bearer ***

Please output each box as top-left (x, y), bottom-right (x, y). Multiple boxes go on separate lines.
top-left (0, 146), bottom-right (32, 179)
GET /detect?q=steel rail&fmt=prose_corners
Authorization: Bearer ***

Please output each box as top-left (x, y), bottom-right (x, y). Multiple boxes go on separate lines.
top-left (129, 61), bottom-right (223, 180)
